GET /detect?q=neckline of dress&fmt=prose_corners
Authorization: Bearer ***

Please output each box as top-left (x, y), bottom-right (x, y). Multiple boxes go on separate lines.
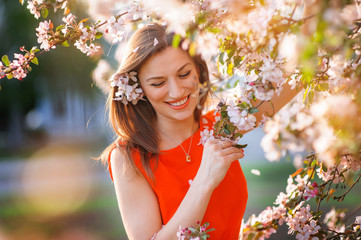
top-left (159, 119), bottom-right (203, 152)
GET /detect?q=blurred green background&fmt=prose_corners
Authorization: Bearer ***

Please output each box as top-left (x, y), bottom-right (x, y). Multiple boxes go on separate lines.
top-left (0, 1), bottom-right (360, 239)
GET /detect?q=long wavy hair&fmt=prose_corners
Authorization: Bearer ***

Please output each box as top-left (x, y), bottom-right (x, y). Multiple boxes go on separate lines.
top-left (100, 24), bottom-right (211, 180)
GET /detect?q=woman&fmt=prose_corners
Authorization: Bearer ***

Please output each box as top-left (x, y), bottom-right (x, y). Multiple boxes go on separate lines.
top-left (101, 24), bottom-right (299, 239)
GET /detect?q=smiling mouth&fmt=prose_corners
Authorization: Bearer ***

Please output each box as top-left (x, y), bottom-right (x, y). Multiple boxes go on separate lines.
top-left (166, 95), bottom-right (190, 108)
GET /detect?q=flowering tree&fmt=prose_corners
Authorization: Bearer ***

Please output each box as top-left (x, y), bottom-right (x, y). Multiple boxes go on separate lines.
top-left (1, 0), bottom-right (361, 239)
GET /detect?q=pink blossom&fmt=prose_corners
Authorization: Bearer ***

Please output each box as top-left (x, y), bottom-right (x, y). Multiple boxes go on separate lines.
top-left (87, 43), bottom-right (101, 56)
top-left (36, 20), bottom-right (54, 51)
top-left (111, 72), bottom-right (144, 105)
top-left (303, 185), bottom-right (318, 201)
top-left (74, 40), bottom-right (88, 54)
top-left (227, 102), bottom-right (256, 131)
top-left (340, 153), bottom-right (361, 172)
top-left (254, 86), bottom-right (274, 101)
top-left (324, 208), bottom-right (346, 232)
top-left (62, 13), bottom-right (76, 25)
top-left (12, 67), bottom-right (27, 80)
top-left (199, 129), bottom-right (214, 145)
top-left (0, 62), bottom-right (5, 79)
top-left (259, 57), bottom-right (284, 86)
top-left (105, 16), bottom-right (125, 43)
top-left (27, 0), bottom-right (41, 19)
top-left (274, 192), bottom-right (288, 207)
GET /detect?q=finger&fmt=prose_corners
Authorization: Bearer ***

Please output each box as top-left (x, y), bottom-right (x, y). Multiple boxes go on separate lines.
top-left (221, 146), bottom-right (244, 156)
top-left (217, 140), bottom-right (233, 149)
top-left (223, 151), bottom-right (245, 163)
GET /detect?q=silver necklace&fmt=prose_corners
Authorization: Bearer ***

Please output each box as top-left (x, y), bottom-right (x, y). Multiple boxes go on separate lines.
top-left (160, 123), bottom-right (195, 163)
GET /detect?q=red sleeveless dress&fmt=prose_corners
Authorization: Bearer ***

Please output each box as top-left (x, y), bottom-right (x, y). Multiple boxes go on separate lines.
top-left (108, 111), bottom-right (248, 239)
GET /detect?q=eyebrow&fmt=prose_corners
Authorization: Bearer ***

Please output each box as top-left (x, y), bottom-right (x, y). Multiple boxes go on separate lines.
top-left (145, 62), bottom-right (192, 82)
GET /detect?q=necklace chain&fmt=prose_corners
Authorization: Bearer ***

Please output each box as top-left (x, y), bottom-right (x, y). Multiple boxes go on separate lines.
top-left (160, 123), bottom-right (195, 163)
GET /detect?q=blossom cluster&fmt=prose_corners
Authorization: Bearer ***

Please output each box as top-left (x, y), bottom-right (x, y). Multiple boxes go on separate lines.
top-left (261, 93), bottom-right (361, 168)
top-left (199, 99), bottom-right (257, 148)
top-left (176, 221), bottom-right (214, 240)
top-left (109, 71), bottom-right (144, 105)
top-left (242, 157), bottom-right (361, 239)
top-left (1, 1), bottom-right (136, 80)
top-left (36, 20), bottom-right (55, 51)
top-left (25, 0), bottom-right (68, 19)
top-left (1, 47), bottom-right (40, 80)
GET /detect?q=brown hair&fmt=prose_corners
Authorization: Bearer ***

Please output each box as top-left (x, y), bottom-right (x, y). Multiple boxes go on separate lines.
top-left (100, 24), bottom-right (211, 180)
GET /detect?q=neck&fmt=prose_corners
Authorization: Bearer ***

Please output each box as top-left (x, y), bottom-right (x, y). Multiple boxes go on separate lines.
top-left (156, 115), bottom-right (199, 150)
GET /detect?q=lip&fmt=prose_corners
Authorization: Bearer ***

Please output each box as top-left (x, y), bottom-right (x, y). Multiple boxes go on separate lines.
top-left (166, 95), bottom-right (190, 110)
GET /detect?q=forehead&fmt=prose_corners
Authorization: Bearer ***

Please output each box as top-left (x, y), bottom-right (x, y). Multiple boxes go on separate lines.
top-left (139, 47), bottom-right (194, 78)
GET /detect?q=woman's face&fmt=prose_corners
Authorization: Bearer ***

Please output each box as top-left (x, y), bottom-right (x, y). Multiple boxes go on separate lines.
top-left (139, 47), bottom-right (200, 123)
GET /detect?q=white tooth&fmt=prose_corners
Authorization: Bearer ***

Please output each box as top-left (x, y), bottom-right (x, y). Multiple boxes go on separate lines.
top-left (170, 97), bottom-right (187, 106)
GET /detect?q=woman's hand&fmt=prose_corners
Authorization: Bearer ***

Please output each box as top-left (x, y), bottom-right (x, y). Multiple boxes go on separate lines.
top-left (195, 139), bottom-right (245, 192)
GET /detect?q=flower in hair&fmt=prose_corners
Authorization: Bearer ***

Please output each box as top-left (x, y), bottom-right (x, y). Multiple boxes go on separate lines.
top-left (110, 71), bottom-right (144, 105)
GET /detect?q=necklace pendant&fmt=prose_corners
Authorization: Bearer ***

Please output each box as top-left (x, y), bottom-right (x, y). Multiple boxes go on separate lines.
top-left (186, 155), bottom-right (191, 162)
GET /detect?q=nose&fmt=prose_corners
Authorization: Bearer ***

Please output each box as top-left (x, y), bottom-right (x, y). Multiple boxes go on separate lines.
top-left (168, 78), bottom-right (185, 99)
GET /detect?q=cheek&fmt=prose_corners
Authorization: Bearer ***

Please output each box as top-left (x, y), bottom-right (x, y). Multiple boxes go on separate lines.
top-left (143, 86), bottom-right (167, 102)
top-left (190, 74), bottom-right (200, 93)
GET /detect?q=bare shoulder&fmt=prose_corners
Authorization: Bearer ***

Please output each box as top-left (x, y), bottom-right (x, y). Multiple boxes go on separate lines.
top-left (109, 146), bottom-right (139, 182)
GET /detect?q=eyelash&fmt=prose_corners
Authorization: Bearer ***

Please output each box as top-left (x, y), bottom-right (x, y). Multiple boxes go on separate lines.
top-left (150, 71), bottom-right (191, 87)
top-left (179, 70), bottom-right (191, 78)
top-left (151, 82), bottom-right (164, 87)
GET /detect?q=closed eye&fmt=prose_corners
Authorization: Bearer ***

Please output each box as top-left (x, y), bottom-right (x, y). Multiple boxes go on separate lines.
top-left (179, 71), bottom-right (191, 78)
top-left (151, 81), bottom-right (165, 87)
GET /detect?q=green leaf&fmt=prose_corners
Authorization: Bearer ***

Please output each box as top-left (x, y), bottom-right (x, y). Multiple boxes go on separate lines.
top-left (214, 121), bottom-right (220, 130)
top-left (227, 62), bottom-right (234, 76)
top-left (95, 32), bottom-right (103, 39)
top-left (56, 25), bottom-right (65, 32)
top-left (235, 144), bottom-right (247, 148)
top-left (317, 82), bottom-right (329, 91)
top-left (172, 34), bottom-right (181, 48)
top-left (303, 87), bottom-right (309, 102)
top-left (226, 44), bottom-right (236, 58)
top-left (2, 55), bottom-right (10, 67)
top-left (30, 47), bottom-right (40, 54)
top-left (62, 40), bottom-right (70, 47)
top-left (220, 110), bottom-right (228, 118)
top-left (308, 90), bottom-right (314, 103)
top-left (41, 8), bottom-right (49, 18)
top-left (224, 124), bottom-right (230, 135)
top-left (248, 108), bottom-right (259, 114)
top-left (6, 73), bottom-right (13, 79)
top-left (219, 52), bottom-right (225, 65)
top-left (229, 123), bottom-right (235, 133)
top-left (311, 160), bottom-right (317, 167)
top-left (239, 102), bottom-right (249, 109)
top-left (234, 56), bottom-right (243, 68)
top-left (188, 42), bottom-right (196, 56)
top-left (206, 27), bottom-right (220, 34)
top-left (234, 132), bottom-right (243, 139)
top-left (31, 57), bottom-right (39, 65)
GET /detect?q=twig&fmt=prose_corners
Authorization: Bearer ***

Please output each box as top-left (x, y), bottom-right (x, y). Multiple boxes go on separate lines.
top-left (333, 173), bottom-right (361, 202)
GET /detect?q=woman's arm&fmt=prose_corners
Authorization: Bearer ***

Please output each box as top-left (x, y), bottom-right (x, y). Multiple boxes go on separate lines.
top-left (252, 82), bottom-right (301, 123)
top-left (110, 139), bottom-right (244, 240)
top-left (250, 1), bottom-right (319, 122)
top-left (110, 148), bottom-right (162, 239)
